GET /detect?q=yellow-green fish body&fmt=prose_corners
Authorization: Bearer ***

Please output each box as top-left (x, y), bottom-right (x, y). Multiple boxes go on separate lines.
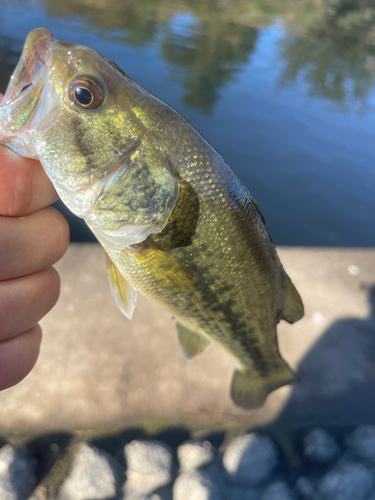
top-left (0, 28), bottom-right (303, 409)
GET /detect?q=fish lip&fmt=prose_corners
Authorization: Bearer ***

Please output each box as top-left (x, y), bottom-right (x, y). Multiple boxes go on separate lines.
top-left (3, 29), bottom-right (54, 104)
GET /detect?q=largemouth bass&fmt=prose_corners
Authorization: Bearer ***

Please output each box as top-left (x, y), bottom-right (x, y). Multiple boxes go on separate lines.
top-left (0, 28), bottom-right (304, 409)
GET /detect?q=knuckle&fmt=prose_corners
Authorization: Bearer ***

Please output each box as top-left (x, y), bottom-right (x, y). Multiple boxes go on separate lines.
top-left (43, 267), bottom-right (61, 309)
top-left (0, 149), bottom-right (32, 216)
top-left (0, 293), bottom-right (7, 340)
top-left (21, 324), bottom-right (43, 353)
top-left (45, 207), bottom-right (70, 262)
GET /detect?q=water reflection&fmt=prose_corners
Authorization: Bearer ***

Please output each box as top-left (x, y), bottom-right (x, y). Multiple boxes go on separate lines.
top-left (41, 0), bottom-right (262, 114)
top-left (3, 0), bottom-right (375, 113)
top-left (1, 0), bottom-right (375, 245)
top-left (161, 16), bottom-right (258, 114)
top-left (43, 0), bottom-right (163, 47)
top-left (279, 0), bottom-right (375, 111)
top-left (36, 0), bottom-right (375, 113)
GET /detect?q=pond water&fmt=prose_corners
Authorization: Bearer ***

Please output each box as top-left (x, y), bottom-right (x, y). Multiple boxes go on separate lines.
top-left (1, 0), bottom-right (375, 246)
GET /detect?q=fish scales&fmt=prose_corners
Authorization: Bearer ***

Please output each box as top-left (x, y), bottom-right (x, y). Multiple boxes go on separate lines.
top-left (106, 110), bottom-right (287, 370)
top-left (0, 28), bottom-right (304, 409)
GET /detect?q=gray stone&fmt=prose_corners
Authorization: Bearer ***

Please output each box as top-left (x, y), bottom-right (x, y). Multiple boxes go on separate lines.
top-left (303, 428), bottom-right (340, 463)
top-left (123, 440), bottom-right (173, 498)
top-left (345, 425), bottom-right (375, 464)
top-left (26, 485), bottom-right (47, 500)
top-left (318, 461), bottom-right (373, 500)
top-left (148, 494), bottom-right (171, 500)
top-left (121, 487), bottom-right (172, 500)
top-left (58, 442), bottom-right (124, 500)
top-left (224, 487), bottom-right (261, 500)
top-left (222, 433), bottom-right (278, 486)
top-left (262, 482), bottom-right (294, 500)
top-left (0, 444), bottom-right (36, 500)
top-left (173, 471), bottom-right (222, 500)
top-left (295, 477), bottom-right (319, 500)
top-left (177, 441), bottom-right (215, 472)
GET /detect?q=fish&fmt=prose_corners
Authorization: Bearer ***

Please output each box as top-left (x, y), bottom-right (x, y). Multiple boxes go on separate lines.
top-left (0, 28), bottom-right (304, 409)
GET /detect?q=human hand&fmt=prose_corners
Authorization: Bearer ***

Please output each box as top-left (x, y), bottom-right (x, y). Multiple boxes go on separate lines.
top-left (0, 94), bottom-right (70, 390)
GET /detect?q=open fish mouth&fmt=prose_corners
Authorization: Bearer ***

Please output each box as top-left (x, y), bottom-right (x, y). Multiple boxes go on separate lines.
top-left (0, 28), bottom-right (56, 157)
top-left (2, 28), bottom-right (54, 105)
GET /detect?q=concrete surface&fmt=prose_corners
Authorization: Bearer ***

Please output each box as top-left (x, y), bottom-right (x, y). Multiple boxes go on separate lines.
top-left (0, 245), bottom-right (375, 433)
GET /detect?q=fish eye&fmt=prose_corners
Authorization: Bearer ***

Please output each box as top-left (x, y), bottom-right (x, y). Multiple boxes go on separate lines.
top-left (69, 78), bottom-right (104, 109)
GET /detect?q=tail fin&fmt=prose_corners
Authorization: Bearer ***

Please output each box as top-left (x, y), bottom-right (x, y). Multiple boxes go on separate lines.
top-left (281, 276), bottom-right (304, 324)
top-left (230, 362), bottom-right (298, 410)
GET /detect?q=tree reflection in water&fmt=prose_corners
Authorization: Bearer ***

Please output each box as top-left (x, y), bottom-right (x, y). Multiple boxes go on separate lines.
top-left (278, 0), bottom-right (375, 111)
top-left (4, 0), bottom-right (375, 113)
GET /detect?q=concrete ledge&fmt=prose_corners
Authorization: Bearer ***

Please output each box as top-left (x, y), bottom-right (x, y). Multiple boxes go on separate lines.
top-left (1, 245), bottom-right (375, 433)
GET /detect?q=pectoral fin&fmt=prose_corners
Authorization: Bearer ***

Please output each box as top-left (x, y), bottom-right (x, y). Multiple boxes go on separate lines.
top-left (130, 240), bottom-right (197, 292)
top-left (105, 252), bottom-right (137, 319)
top-left (176, 320), bottom-right (211, 361)
top-left (231, 362), bottom-right (298, 410)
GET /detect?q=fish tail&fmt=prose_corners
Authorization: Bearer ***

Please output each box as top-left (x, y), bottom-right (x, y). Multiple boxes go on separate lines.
top-left (230, 362), bottom-right (298, 410)
top-left (281, 275), bottom-right (304, 324)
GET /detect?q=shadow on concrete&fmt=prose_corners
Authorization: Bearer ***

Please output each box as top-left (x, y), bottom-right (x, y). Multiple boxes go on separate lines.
top-left (268, 284), bottom-right (375, 432)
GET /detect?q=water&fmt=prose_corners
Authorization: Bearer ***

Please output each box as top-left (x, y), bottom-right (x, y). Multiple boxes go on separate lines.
top-left (1, 0), bottom-right (375, 246)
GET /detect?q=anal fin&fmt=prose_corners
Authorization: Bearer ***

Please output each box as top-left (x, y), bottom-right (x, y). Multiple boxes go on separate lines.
top-left (231, 362), bottom-right (298, 410)
top-left (105, 252), bottom-right (137, 319)
top-left (176, 320), bottom-right (211, 361)
top-left (281, 276), bottom-right (304, 324)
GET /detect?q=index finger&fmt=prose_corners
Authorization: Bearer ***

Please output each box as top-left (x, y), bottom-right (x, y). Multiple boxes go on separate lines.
top-left (0, 94), bottom-right (58, 216)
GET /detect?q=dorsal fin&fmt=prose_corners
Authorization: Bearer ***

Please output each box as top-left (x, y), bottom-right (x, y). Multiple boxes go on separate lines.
top-left (105, 252), bottom-right (137, 319)
top-left (176, 320), bottom-right (211, 361)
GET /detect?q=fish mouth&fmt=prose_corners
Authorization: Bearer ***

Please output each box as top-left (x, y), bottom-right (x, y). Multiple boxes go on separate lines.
top-left (0, 28), bottom-right (56, 156)
top-left (2, 28), bottom-right (54, 105)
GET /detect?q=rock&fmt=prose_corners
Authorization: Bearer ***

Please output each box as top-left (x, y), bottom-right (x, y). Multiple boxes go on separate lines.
top-left (295, 477), bottom-right (319, 500)
top-left (303, 428), bottom-right (339, 463)
top-left (122, 486), bottom-right (172, 500)
top-left (222, 433), bottom-right (278, 486)
top-left (123, 440), bottom-right (173, 497)
top-left (0, 444), bottom-right (36, 500)
top-left (173, 471), bottom-right (222, 500)
top-left (318, 461), bottom-right (373, 500)
top-left (177, 441), bottom-right (215, 473)
top-left (58, 442), bottom-right (124, 500)
top-left (262, 482), bottom-right (294, 500)
top-left (345, 425), bottom-right (375, 464)
top-left (224, 487), bottom-right (261, 500)
top-left (148, 494), bottom-right (171, 500)
top-left (27, 484), bottom-right (48, 500)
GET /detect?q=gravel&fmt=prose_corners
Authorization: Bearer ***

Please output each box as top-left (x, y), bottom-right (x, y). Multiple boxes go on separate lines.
top-left (123, 440), bottom-right (173, 497)
top-left (262, 482), bottom-right (295, 500)
top-left (345, 425), bottom-right (375, 465)
top-left (303, 428), bottom-right (340, 463)
top-left (173, 470), bottom-right (223, 500)
top-left (222, 433), bottom-right (278, 486)
top-left (57, 442), bottom-right (124, 500)
top-left (177, 441), bottom-right (215, 473)
top-left (318, 461), bottom-right (373, 500)
top-left (0, 445), bottom-right (36, 500)
top-left (1, 425), bottom-right (375, 499)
